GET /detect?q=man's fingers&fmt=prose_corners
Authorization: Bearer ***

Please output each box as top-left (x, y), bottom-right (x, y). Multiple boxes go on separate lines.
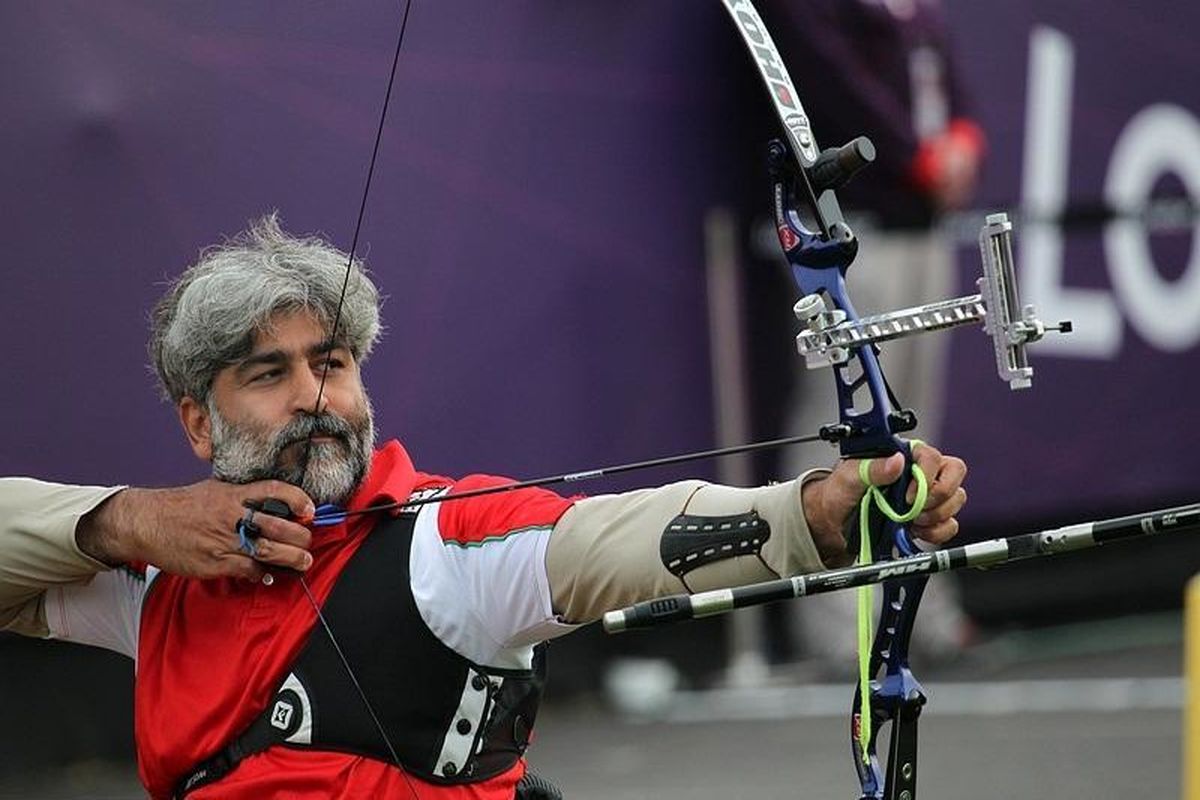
top-left (250, 513), bottom-right (313, 551)
top-left (915, 487), bottom-right (967, 527)
top-left (249, 537), bottom-right (314, 572)
top-left (929, 455), bottom-right (967, 501)
top-left (864, 452), bottom-right (905, 488)
top-left (907, 445), bottom-right (967, 506)
top-left (906, 444), bottom-right (967, 544)
top-left (233, 480), bottom-right (315, 568)
top-left (242, 480), bottom-right (316, 521)
top-left (228, 517), bottom-right (313, 572)
top-left (911, 517), bottom-right (959, 545)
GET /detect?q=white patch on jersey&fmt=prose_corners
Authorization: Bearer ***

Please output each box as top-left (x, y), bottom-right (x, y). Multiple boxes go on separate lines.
top-left (409, 501), bottom-right (578, 669)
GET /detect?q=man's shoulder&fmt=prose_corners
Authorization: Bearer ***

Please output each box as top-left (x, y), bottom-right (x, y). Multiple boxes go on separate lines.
top-left (408, 473), bottom-right (575, 547)
top-left (411, 471), bottom-right (454, 492)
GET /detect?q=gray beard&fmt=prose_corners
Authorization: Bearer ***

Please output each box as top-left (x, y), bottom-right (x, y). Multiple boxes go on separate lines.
top-left (208, 398), bottom-right (375, 506)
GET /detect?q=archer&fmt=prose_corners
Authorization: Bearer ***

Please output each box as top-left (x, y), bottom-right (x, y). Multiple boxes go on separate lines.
top-left (0, 214), bottom-right (966, 799)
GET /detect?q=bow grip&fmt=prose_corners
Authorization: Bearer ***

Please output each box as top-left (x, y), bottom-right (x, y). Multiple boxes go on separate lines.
top-left (843, 440), bottom-right (919, 560)
top-left (881, 440), bottom-right (920, 558)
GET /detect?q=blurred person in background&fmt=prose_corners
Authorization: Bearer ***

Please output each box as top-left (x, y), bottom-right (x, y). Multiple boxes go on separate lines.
top-left (760, 0), bottom-right (985, 672)
top-left (0, 215), bottom-right (968, 799)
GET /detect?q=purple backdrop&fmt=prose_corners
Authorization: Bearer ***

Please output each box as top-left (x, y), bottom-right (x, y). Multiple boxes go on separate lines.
top-left (0, 2), bottom-right (729, 496)
top-left (944, 0), bottom-right (1200, 522)
top-left (1, 1), bottom-right (1197, 530)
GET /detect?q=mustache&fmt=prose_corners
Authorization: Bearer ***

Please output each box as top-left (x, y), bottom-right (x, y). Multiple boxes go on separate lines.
top-left (274, 413), bottom-right (356, 453)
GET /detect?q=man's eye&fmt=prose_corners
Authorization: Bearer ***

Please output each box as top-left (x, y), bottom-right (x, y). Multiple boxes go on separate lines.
top-left (318, 357), bottom-right (345, 371)
top-left (250, 368), bottom-right (282, 383)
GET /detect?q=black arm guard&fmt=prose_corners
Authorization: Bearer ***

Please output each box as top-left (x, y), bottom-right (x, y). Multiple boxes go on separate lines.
top-left (659, 511), bottom-right (771, 580)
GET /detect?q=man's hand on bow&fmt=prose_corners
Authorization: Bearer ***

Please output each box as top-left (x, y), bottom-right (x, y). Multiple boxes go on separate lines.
top-left (801, 443), bottom-right (968, 568)
top-left (76, 479), bottom-right (315, 580)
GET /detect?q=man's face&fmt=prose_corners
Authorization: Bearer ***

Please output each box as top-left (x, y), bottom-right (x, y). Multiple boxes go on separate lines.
top-left (182, 310), bottom-right (375, 506)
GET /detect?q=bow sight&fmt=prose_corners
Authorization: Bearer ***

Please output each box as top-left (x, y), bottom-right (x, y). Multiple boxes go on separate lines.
top-left (792, 209), bottom-right (1073, 391)
top-left (759, 87), bottom-right (1071, 395)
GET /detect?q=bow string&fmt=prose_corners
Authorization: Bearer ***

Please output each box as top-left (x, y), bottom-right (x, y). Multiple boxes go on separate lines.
top-left (290, 1), bottom-right (418, 797)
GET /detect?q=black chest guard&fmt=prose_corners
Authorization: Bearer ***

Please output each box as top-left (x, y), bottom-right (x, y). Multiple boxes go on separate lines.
top-left (177, 511), bottom-right (546, 797)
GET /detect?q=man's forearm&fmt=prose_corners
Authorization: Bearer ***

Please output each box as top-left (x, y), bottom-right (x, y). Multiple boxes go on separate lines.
top-left (546, 472), bottom-right (831, 624)
top-left (75, 487), bottom-right (151, 566)
top-left (7, 476), bottom-right (317, 588)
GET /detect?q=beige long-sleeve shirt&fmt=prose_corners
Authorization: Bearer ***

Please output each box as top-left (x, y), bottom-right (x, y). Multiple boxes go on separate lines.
top-left (0, 471), bottom-right (831, 637)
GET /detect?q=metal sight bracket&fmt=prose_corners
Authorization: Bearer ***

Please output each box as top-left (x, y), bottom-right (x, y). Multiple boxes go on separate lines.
top-left (792, 212), bottom-right (1071, 390)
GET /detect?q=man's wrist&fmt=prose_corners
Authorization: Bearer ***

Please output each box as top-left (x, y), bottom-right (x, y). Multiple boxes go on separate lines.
top-left (799, 469), bottom-right (851, 568)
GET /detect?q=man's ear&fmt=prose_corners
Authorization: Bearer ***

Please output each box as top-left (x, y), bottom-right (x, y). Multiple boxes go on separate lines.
top-left (179, 397), bottom-right (214, 461)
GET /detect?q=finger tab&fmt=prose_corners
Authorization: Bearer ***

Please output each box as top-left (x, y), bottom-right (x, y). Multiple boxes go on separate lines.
top-left (258, 498), bottom-right (294, 519)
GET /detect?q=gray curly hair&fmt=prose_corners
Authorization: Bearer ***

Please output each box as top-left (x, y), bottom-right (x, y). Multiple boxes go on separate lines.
top-left (150, 213), bottom-right (382, 404)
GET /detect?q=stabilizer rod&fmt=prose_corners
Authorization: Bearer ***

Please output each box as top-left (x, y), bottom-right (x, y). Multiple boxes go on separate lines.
top-left (603, 502), bottom-right (1200, 633)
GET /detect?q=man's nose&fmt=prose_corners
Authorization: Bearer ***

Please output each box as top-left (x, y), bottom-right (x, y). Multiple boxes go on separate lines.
top-left (290, 370), bottom-right (329, 414)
